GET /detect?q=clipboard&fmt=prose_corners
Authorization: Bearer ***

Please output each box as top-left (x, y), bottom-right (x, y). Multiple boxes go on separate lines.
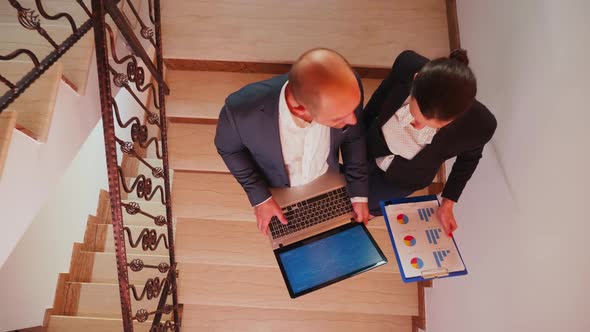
top-left (380, 195), bottom-right (468, 283)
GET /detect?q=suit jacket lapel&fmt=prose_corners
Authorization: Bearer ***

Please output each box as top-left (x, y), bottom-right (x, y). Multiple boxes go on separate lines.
top-left (377, 80), bottom-right (412, 128)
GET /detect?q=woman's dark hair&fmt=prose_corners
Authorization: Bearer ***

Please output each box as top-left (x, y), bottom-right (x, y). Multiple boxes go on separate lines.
top-left (411, 49), bottom-right (476, 121)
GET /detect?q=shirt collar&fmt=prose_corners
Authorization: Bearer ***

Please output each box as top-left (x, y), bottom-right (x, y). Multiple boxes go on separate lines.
top-left (395, 101), bottom-right (438, 144)
top-left (279, 81), bottom-right (314, 129)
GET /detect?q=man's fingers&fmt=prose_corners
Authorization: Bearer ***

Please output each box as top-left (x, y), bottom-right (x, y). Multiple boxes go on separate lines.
top-left (262, 219), bottom-right (270, 235)
top-left (257, 219), bottom-right (263, 233)
top-left (277, 211), bottom-right (288, 225)
top-left (441, 220), bottom-right (451, 235)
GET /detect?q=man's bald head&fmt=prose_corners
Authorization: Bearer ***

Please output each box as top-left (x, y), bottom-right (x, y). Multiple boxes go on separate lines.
top-left (288, 48), bottom-right (360, 123)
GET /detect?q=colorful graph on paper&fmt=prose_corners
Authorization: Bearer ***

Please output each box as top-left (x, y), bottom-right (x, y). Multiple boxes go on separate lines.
top-left (384, 199), bottom-right (466, 279)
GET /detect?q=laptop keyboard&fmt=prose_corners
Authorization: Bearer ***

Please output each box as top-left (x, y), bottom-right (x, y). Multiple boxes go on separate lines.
top-left (269, 187), bottom-right (354, 240)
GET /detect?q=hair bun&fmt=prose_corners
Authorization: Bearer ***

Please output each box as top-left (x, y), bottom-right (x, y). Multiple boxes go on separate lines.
top-left (450, 49), bottom-right (469, 65)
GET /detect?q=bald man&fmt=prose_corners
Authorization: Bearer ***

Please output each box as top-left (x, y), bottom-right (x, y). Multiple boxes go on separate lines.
top-left (215, 48), bottom-right (369, 235)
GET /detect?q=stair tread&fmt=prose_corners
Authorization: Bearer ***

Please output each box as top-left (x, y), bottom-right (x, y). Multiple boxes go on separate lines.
top-left (84, 251), bottom-right (171, 284)
top-left (0, 62), bottom-right (63, 141)
top-left (48, 315), bottom-right (154, 332)
top-left (63, 282), bottom-right (174, 319)
top-left (168, 122), bottom-right (226, 171)
top-left (161, 0), bottom-right (450, 67)
top-left (165, 70), bottom-right (381, 120)
top-left (0, 22), bottom-right (94, 93)
top-left (182, 304), bottom-right (413, 332)
top-left (176, 218), bottom-right (400, 274)
top-left (49, 303), bottom-right (412, 332)
top-left (172, 171), bottom-right (253, 221)
top-left (178, 262), bottom-right (418, 316)
top-left (166, 70), bottom-right (275, 120)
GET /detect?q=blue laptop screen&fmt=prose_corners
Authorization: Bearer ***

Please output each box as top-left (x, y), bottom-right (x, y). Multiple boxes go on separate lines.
top-left (277, 224), bottom-right (385, 295)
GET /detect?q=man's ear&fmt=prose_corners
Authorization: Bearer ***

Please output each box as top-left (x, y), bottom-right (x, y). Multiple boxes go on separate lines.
top-left (290, 104), bottom-right (307, 115)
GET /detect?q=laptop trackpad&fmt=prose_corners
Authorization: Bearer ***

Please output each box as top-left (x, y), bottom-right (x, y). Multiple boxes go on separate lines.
top-left (274, 223), bottom-right (387, 298)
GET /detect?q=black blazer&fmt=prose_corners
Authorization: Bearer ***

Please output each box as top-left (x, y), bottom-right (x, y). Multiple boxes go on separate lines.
top-left (364, 50), bottom-right (497, 202)
top-left (215, 73), bottom-right (369, 206)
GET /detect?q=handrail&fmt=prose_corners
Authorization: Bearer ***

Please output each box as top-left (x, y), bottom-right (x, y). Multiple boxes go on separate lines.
top-left (92, 0), bottom-right (180, 330)
top-left (0, 0), bottom-right (93, 113)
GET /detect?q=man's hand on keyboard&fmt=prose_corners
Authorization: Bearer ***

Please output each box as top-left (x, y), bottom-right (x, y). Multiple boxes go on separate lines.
top-left (255, 197), bottom-right (288, 235)
top-left (352, 202), bottom-right (370, 225)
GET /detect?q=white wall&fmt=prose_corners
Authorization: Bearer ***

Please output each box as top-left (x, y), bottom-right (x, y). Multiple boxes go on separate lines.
top-left (0, 120), bottom-right (108, 331)
top-left (426, 1), bottom-right (590, 331)
top-left (0, 55), bottom-right (102, 268)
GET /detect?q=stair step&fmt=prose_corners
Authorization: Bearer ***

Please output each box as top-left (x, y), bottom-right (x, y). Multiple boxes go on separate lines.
top-left (49, 303), bottom-right (410, 332)
top-left (165, 70), bottom-right (381, 120)
top-left (0, 109), bottom-right (16, 177)
top-left (88, 224), bottom-right (174, 256)
top-left (63, 282), bottom-right (173, 319)
top-left (161, 0), bottom-right (449, 67)
top-left (166, 70), bottom-right (275, 120)
top-left (176, 218), bottom-right (400, 274)
top-left (168, 122), bottom-right (226, 171)
top-left (0, 23), bottom-right (94, 93)
top-left (178, 262), bottom-right (418, 316)
top-left (48, 315), bottom-right (153, 332)
top-left (182, 304), bottom-right (412, 332)
top-left (0, 62), bottom-right (62, 141)
top-left (172, 171), bottom-right (253, 221)
top-left (80, 251), bottom-right (170, 284)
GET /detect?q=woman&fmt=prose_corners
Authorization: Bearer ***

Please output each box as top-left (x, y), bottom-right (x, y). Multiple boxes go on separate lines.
top-left (364, 49), bottom-right (497, 236)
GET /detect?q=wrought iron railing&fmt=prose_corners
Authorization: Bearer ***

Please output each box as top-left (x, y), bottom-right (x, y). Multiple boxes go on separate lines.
top-left (92, 0), bottom-right (179, 331)
top-left (0, 0), bottom-right (180, 330)
top-left (0, 0), bottom-right (93, 113)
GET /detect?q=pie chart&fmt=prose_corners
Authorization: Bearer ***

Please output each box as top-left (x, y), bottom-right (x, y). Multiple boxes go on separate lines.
top-left (397, 214), bottom-right (409, 224)
top-left (403, 235), bottom-right (416, 247)
top-left (411, 257), bottom-right (424, 269)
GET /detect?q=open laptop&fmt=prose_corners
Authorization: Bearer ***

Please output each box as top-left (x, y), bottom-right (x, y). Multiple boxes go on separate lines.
top-left (268, 169), bottom-right (387, 298)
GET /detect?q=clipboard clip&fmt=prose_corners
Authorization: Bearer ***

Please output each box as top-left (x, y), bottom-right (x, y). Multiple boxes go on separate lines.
top-left (420, 268), bottom-right (449, 279)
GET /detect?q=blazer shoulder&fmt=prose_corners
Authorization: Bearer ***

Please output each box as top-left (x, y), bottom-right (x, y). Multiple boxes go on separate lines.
top-left (225, 74), bottom-right (288, 113)
top-left (464, 100), bottom-right (497, 143)
top-left (390, 50), bottom-right (430, 82)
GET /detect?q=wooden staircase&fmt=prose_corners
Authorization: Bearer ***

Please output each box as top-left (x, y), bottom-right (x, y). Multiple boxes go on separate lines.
top-left (44, 189), bottom-right (175, 330)
top-left (39, 65), bottom-right (439, 331)
top-left (20, 0), bottom-right (456, 330)
top-left (0, 0), bottom-right (143, 177)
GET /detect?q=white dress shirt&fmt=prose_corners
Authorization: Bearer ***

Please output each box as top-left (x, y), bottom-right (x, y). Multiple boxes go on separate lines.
top-left (376, 100), bottom-right (438, 172)
top-left (257, 81), bottom-right (366, 205)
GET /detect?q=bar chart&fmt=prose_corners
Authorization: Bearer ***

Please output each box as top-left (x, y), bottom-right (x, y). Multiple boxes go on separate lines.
top-left (433, 250), bottom-right (451, 268)
top-left (425, 228), bottom-right (443, 245)
top-left (418, 207), bottom-right (436, 222)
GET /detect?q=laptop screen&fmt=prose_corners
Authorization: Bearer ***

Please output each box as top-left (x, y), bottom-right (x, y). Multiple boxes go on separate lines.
top-left (274, 223), bottom-right (387, 298)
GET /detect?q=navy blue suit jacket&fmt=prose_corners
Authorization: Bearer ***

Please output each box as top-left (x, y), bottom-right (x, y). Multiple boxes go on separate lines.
top-left (215, 73), bottom-right (369, 206)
